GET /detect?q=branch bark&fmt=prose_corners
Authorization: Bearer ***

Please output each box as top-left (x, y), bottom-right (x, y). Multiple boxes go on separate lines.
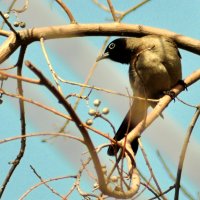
top-left (1, 23), bottom-right (200, 64)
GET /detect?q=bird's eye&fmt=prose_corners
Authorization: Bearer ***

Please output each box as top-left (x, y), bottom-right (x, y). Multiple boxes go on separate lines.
top-left (109, 43), bottom-right (115, 49)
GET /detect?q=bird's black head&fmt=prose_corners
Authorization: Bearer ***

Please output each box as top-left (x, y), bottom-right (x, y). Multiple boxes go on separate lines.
top-left (96, 38), bottom-right (132, 64)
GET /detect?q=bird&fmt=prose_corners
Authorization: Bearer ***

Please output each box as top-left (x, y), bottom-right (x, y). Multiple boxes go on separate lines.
top-left (96, 35), bottom-right (182, 156)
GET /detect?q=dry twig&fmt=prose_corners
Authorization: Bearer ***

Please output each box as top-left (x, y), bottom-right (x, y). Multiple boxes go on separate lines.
top-left (174, 105), bottom-right (200, 200)
top-left (55, 0), bottom-right (77, 23)
top-left (0, 45), bottom-right (27, 198)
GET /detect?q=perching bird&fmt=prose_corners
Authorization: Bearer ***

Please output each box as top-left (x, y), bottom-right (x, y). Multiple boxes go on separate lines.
top-left (96, 35), bottom-right (182, 156)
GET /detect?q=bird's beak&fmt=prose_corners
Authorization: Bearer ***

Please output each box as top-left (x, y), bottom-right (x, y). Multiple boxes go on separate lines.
top-left (96, 52), bottom-right (109, 62)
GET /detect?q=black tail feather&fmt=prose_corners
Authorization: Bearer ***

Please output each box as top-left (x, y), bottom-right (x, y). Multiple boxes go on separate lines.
top-left (107, 99), bottom-right (147, 156)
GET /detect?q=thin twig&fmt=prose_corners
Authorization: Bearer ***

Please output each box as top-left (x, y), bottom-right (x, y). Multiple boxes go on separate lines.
top-left (157, 151), bottom-right (195, 200)
top-left (58, 37), bottom-right (111, 132)
top-left (0, 68), bottom-right (158, 102)
top-left (11, 0), bottom-right (29, 13)
top-left (0, 45), bottom-right (27, 198)
top-left (149, 184), bottom-right (176, 200)
top-left (0, 88), bottom-right (116, 144)
top-left (0, 88), bottom-right (71, 120)
top-left (138, 139), bottom-right (165, 199)
top-left (120, 0), bottom-right (150, 20)
top-left (40, 37), bottom-right (63, 94)
top-left (19, 175), bottom-right (76, 200)
top-left (55, 0), bottom-right (77, 23)
top-left (75, 157), bottom-right (100, 199)
top-left (0, 65), bottom-right (17, 70)
top-left (138, 170), bottom-right (160, 197)
top-left (174, 105), bottom-right (200, 200)
top-left (92, 0), bottom-right (123, 14)
top-left (133, 177), bottom-right (155, 200)
top-left (0, 0), bottom-right (18, 29)
top-left (0, 11), bottom-right (19, 37)
top-left (0, 69), bottom-right (40, 84)
top-left (97, 114), bottom-right (116, 135)
top-left (30, 165), bottom-right (63, 199)
top-left (176, 96), bottom-right (198, 108)
top-left (0, 132), bottom-right (84, 145)
top-left (107, 0), bottom-right (118, 22)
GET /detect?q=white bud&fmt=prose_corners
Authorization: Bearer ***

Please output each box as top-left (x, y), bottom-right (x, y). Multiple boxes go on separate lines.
top-left (19, 21), bottom-right (26, 28)
top-left (93, 99), bottom-right (101, 107)
top-left (13, 21), bottom-right (19, 27)
top-left (101, 164), bottom-right (106, 169)
top-left (102, 107), bottom-right (109, 115)
top-left (88, 109), bottom-right (96, 116)
top-left (3, 13), bottom-right (9, 19)
top-left (102, 168), bottom-right (107, 175)
top-left (114, 186), bottom-right (121, 191)
top-left (93, 182), bottom-right (99, 189)
top-left (86, 119), bottom-right (93, 126)
top-left (110, 176), bottom-right (118, 182)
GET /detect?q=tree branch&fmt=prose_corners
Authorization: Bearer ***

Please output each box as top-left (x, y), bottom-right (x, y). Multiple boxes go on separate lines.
top-left (174, 105), bottom-right (200, 200)
top-left (55, 0), bottom-right (77, 24)
top-left (1, 23), bottom-right (200, 64)
top-left (24, 60), bottom-right (140, 198)
top-left (0, 45), bottom-right (27, 198)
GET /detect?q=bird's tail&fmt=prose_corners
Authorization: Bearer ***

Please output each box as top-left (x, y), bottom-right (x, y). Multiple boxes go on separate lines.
top-left (107, 99), bottom-right (148, 156)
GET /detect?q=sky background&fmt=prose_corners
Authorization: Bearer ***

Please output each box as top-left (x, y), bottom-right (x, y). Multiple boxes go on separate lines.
top-left (0, 0), bottom-right (200, 199)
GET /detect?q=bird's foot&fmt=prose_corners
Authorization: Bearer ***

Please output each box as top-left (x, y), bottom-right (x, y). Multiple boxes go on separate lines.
top-left (177, 80), bottom-right (188, 91)
top-left (163, 90), bottom-right (176, 101)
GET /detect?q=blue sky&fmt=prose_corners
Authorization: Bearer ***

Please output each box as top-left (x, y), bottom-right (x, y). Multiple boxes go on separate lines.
top-left (0, 0), bottom-right (200, 199)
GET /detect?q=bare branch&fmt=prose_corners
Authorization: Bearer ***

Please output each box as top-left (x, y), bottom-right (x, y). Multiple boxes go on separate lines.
top-left (174, 105), bottom-right (200, 200)
top-left (40, 37), bottom-right (63, 94)
top-left (92, 0), bottom-right (123, 14)
top-left (0, 45), bottom-right (27, 198)
top-left (55, 0), bottom-right (77, 24)
top-left (11, 0), bottom-right (29, 13)
top-left (0, 69), bottom-right (40, 84)
top-left (19, 175), bottom-right (76, 200)
top-left (156, 151), bottom-right (195, 200)
top-left (30, 165), bottom-right (63, 199)
top-left (0, 132), bottom-right (84, 145)
top-left (138, 139), bottom-right (165, 198)
top-left (107, 0), bottom-right (118, 22)
top-left (0, 11), bottom-right (19, 36)
top-left (1, 23), bottom-right (200, 64)
top-left (120, 0), bottom-right (150, 20)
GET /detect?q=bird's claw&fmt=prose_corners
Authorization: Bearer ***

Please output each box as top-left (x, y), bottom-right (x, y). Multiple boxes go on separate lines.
top-left (178, 80), bottom-right (187, 91)
top-left (163, 90), bottom-right (176, 102)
